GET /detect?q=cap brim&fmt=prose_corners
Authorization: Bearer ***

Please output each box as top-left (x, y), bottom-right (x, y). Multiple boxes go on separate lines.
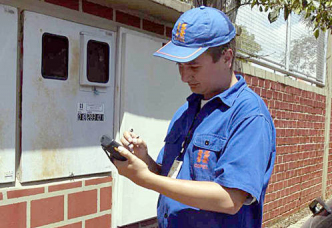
top-left (153, 41), bottom-right (208, 63)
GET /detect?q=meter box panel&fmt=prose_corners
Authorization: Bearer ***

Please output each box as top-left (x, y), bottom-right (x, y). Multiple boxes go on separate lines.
top-left (0, 5), bottom-right (17, 183)
top-left (115, 28), bottom-right (190, 226)
top-left (20, 11), bottom-right (115, 182)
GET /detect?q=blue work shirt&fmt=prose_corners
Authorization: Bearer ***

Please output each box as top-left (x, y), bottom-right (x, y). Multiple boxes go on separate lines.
top-left (156, 75), bottom-right (276, 228)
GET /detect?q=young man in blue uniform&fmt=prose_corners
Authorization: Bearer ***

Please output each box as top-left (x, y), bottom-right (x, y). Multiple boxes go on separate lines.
top-left (114, 6), bottom-right (276, 228)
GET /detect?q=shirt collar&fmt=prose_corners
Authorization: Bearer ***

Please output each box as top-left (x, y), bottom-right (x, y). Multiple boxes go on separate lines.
top-left (186, 74), bottom-right (247, 107)
top-left (187, 93), bottom-right (203, 103)
top-left (217, 74), bottom-right (246, 107)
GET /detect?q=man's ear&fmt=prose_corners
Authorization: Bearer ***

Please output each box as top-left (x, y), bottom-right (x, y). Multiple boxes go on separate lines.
top-left (223, 48), bottom-right (234, 68)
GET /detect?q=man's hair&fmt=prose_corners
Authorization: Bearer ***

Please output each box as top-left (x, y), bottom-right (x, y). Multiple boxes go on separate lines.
top-left (205, 38), bottom-right (236, 68)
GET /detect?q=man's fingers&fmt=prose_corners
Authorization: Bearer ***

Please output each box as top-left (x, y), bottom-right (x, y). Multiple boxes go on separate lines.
top-left (129, 133), bottom-right (139, 145)
top-left (120, 136), bottom-right (133, 150)
top-left (126, 129), bottom-right (139, 140)
top-left (123, 131), bottom-right (133, 143)
top-left (118, 146), bottom-right (135, 161)
top-left (135, 137), bottom-right (147, 148)
top-left (123, 130), bottom-right (138, 141)
top-left (132, 135), bottom-right (140, 144)
top-left (123, 130), bottom-right (140, 147)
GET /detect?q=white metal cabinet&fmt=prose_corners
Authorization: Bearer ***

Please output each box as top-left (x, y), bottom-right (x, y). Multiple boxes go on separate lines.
top-left (20, 12), bottom-right (115, 182)
top-left (114, 28), bottom-right (190, 226)
top-left (0, 5), bottom-right (17, 183)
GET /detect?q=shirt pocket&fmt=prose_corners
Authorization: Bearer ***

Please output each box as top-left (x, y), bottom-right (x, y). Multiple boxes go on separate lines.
top-left (191, 134), bottom-right (226, 181)
top-left (161, 132), bottom-right (184, 176)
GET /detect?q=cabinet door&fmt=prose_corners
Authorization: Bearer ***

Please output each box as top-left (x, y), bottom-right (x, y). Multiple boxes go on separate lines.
top-left (114, 27), bottom-right (190, 226)
top-left (0, 5), bottom-right (17, 183)
top-left (20, 11), bottom-right (116, 182)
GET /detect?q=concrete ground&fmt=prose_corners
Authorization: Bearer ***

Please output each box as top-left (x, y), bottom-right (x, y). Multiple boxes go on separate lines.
top-left (267, 208), bottom-right (312, 228)
top-left (287, 215), bottom-right (312, 228)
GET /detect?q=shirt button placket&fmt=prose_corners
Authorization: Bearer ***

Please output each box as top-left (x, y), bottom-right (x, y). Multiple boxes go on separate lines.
top-left (163, 212), bottom-right (168, 228)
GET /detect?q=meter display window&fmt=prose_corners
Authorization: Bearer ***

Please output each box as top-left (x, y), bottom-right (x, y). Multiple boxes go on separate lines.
top-left (87, 40), bottom-right (110, 83)
top-left (41, 33), bottom-right (69, 80)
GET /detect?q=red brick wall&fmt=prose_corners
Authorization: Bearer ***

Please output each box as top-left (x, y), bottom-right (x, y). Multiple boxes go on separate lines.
top-left (242, 74), bottom-right (326, 226)
top-left (44, 0), bottom-right (172, 38)
top-left (45, 0), bottom-right (79, 10)
top-left (0, 203), bottom-right (27, 228)
top-left (82, 0), bottom-right (113, 20)
top-left (327, 103), bottom-right (332, 197)
top-left (0, 176), bottom-right (112, 228)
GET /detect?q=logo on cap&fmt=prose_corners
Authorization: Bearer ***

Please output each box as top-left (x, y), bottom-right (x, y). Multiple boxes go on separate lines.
top-left (175, 23), bottom-right (187, 43)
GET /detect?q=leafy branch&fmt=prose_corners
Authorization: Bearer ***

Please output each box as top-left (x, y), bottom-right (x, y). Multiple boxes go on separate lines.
top-left (250, 0), bottom-right (332, 38)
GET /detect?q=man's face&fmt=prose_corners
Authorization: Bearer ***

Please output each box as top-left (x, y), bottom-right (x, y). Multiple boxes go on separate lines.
top-left (177, 50), bottom-right (233, 100)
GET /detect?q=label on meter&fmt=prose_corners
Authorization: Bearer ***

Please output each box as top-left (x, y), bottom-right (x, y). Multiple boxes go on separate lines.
top-left (77, 103), bottom-right (105, 121)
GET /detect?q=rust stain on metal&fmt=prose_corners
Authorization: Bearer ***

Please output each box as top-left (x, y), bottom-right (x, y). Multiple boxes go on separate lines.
top-left (61, 38), bottom-right (79, 96)
top-left (25, 37), bottom-right (80, 180)
top-left (30, 74), bottom-right (73, 180)
top-left (31, 112), bottom-right (71, 180)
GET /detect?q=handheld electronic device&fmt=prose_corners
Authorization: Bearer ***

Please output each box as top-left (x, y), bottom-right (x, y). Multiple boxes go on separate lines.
top-left (100, 135), bottom-right (127, 161)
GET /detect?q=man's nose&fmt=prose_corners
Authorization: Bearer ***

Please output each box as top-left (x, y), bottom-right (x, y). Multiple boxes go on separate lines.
top-left (180, 66), bottom-right (193, 82)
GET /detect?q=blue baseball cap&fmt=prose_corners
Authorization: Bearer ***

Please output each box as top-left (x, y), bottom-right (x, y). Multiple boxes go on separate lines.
top-left (153, 6), bottom-right (236, 62)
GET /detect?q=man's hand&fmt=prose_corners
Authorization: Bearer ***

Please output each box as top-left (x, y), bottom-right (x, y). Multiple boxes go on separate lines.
top-left (113, 146), bottom-right (151, 186)
top-left (120, 131), bottom-right (161, 174)
top-left (120, 131), bottom-right (148, 162)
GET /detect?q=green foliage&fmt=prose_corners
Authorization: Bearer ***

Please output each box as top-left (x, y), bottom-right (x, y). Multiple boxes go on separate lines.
top-left (252, 0), bottom-right (332, 38)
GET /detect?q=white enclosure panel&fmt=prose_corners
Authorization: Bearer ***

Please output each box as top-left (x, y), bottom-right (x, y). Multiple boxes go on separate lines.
top-left (0, 5), bottom-right (17, 183)
top-left (115, 28), bottom-right (190, 226)
top-left (21, 11), bottom-right (115, 182)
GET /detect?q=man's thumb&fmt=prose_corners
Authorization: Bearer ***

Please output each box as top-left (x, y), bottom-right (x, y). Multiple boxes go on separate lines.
top-left (118, 146), bottom-right (134, 161)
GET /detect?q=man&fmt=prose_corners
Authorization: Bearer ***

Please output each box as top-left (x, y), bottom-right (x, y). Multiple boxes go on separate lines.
top-left (114, 6), bottom-right (276, 228)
